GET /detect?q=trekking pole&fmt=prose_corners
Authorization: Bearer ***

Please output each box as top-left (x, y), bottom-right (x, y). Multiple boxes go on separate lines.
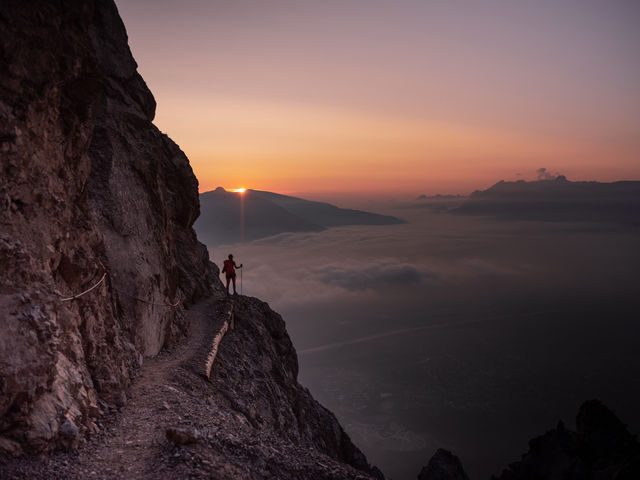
top-left (240, 267), bottom-right (243, 295)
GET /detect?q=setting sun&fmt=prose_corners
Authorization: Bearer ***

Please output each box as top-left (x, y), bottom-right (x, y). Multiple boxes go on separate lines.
top-left (228, 187), bottom-right (246, 193)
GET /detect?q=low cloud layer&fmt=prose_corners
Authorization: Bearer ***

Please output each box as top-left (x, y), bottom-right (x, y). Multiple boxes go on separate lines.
top-left (312, 262), bottom-right (425, 291)
top-left (210, 208), bottom-right (623, 311)
top-left (207, 206), bottom-right (640, 480)
top-left (213, 217), bottom-right (523, 308)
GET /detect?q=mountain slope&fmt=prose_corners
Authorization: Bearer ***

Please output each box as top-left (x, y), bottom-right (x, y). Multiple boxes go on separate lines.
top-left (197, 188), bottom-right (324, 246)
top-left (195, 188), bottom-right (404, 246)
top-left (251, 189), bottom-right (405, 228)
top-left (418, 400), bottom-right (640, 480)
top-left (453, 177), bottom-right (640, 224)
top-left (494, 400), bottom-right (640, 480)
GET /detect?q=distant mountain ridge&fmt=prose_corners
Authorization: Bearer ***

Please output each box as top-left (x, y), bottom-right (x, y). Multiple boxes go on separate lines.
top-left (416, 194), bottom-right (466, 200)
top-left (195, 188), bottom-right (404, 246)
top-left (419, 399), bottom-right (640, 480)
top-left (453, 177), bottom-right (640, 224)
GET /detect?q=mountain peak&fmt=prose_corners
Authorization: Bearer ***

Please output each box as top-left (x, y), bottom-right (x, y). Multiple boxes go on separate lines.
top-left (196, 189), bottom-right (404, 246)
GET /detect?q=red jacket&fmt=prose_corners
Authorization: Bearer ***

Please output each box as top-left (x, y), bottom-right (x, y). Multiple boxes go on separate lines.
top-left (223, 259), bottom-right (236, 275)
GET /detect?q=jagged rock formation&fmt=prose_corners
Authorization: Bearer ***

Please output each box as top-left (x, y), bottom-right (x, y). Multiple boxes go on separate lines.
top-left (418, 400), bottom-right (639, 480)
top-left (418, 449), bottom-right (469, 480)
top-left (493, 400), bottom-right (640, 480)
top-left (0, 0), bottom-right (214, 456)
top-left (207, 297), bottom-right (381, 478)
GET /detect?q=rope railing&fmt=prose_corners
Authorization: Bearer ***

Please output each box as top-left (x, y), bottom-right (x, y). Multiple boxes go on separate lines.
top-left (60, 272), bottom-right (108, 302)
top-left (58, 259), bottom-right (180, 307)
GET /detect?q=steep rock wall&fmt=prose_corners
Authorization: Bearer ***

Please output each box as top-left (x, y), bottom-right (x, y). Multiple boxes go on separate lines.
top-left (0, 0), bottom-right (216, 456)
top-left (214, 298), bottom-right (373, 470)
top-left (176, 296), bottom-right (383, 479)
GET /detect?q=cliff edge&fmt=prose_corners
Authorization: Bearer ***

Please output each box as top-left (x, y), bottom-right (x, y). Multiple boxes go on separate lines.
top-left (0, 1), bottom-right (379, 477)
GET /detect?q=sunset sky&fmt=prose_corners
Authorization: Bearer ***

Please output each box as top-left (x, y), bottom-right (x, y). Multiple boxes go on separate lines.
top-left (116, 0), bottom-right (640, 197)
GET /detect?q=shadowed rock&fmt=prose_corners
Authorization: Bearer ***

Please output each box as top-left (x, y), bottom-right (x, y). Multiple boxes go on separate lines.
top-left (0, 0), bottom-right (216, 455)
top-left (492, 400), bottom-right (640, 480)
top-left (416, 401), bottom-right (640, 480)
top-left (166, 427), bottom-right (202, 445)
top-left (418, 449), bottom-right (469, 480)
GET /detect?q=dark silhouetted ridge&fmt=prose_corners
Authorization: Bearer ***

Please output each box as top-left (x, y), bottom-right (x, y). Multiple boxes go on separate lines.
top-left (195, 188), bottom-right (404, 246)
top-left (418, 400), bottom-right (640, 480)
top-left (453, 178), bottom-right (640, 224)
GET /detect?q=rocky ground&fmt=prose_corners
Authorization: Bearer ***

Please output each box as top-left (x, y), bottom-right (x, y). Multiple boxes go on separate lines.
top-left (0, 292), bottom-right (380, 480)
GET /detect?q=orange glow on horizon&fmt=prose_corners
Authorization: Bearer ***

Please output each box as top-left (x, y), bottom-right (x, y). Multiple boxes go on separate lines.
top-left (118, 1), bottom-right (640, 198)
top-left (173, 96), bottom-right (639, 197)
top-left (228, 188), bottom-right (247, 193)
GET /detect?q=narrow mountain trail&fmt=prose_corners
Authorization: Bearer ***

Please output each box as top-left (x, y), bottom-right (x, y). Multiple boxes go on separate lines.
top-left (2, 292), bottom-right (379, 480)
top-left (1, 294), bottom-right (233, 480)
top-left (79, 294), bottom-right (230, 478)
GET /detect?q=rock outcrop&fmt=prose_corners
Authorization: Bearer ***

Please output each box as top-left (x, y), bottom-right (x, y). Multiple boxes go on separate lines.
top-left (418, 449), bottom-right (469, 480)
top-left (205, 297), bottom-right (381, 478)
top-left (418, 400), bottom-right (640, 480)
top-left (493, 400), bottom-right (640, 480)
top-left (0, 0), bottom-right (216, 456)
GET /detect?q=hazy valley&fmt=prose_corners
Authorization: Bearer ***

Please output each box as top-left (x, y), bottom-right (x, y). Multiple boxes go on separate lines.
top-left (205, 182), bottom-right (640, 478)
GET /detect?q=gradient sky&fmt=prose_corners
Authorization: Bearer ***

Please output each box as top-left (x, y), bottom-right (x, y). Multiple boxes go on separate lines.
top-left (115, 0), bottom-right (640, 196)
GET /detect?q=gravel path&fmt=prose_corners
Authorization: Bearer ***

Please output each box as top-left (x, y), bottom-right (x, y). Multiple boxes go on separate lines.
top-left (0, 294), bottom-right (232, 480)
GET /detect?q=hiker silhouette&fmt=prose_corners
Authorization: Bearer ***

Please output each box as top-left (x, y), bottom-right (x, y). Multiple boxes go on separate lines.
top-left (221, 254), bottom-right (242, 296)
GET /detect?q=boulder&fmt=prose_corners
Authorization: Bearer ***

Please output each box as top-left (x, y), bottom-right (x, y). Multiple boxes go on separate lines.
top-left (166, 427), bottom-right (202, 445)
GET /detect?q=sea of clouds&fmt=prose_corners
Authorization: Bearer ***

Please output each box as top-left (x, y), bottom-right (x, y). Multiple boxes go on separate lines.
top-left (206, 208), bottom-right (640, 479)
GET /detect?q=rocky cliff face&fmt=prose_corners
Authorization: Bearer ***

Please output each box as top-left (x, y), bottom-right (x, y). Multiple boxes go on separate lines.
top-left (418, 449), bottom-right (469, 480)
top-left (205, 297), bottom-right (381, 478)
top-left (0, 0), bottom-right (214, 456)
top-left (1, 2), bottom-right (379, 478)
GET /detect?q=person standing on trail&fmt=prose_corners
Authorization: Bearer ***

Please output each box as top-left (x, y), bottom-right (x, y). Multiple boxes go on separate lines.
top-left (222, 254), bottom-right (242, 296)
